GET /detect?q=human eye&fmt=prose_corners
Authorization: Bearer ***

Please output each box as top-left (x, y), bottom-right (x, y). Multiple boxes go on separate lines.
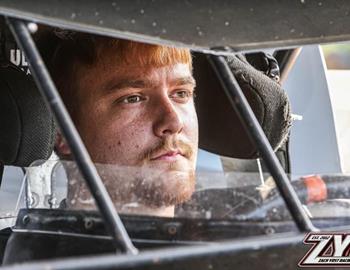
top-left (170, 89), bottom-right (194, 103)
top-left (119, 94), bottom-right (145, 104)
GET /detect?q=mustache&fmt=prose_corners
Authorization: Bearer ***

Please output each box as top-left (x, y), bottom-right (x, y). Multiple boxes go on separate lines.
top-left (142, 138), bottom-right (194, 162)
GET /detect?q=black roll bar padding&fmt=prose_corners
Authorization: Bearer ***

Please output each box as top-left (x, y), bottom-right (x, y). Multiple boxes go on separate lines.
top-left (207, 55), bottom-right (318, 233)
top-left (6, 17), bottom-right (138, 255)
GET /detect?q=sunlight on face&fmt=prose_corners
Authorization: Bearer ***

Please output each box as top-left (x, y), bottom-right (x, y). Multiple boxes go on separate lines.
top-left (65, 51), bottom-right (198, 213)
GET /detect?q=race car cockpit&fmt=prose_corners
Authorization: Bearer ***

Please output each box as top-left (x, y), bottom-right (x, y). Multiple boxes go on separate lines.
top-left (2, 2), bottom-right (350, 270)
top-left (0, 22), bottom-right (296, 264)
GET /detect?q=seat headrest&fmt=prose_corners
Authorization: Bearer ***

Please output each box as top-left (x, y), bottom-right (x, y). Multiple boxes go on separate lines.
top-left (194, 52), bottom-right (291, 159)
top-left (0, 65), bottom-right (56, 167)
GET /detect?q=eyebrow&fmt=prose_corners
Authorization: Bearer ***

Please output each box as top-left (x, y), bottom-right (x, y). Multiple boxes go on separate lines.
top-left (105, 79), bottom-right (155, 91)
top-left (172, 76), bottom-right (196, 87)
top-left (103, 76), bottom-right (196, 93)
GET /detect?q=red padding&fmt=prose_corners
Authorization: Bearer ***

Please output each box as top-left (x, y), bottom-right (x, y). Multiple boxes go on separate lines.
top-left (302, 175), bottom-right (327, 203)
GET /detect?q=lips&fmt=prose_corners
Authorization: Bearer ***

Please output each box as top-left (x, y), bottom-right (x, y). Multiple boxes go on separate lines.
top-left (150, 150), bottom-right (184, 161)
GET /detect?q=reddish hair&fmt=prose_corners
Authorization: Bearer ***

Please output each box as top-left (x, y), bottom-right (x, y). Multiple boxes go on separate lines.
top-left (37, 30), bottom-right (192, 116)
top-left (98, 38), bottom-right (192, 68)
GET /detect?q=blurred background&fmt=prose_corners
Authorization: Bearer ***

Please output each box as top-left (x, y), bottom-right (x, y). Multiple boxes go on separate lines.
top-left (322, 43), bottom-right (350, 173)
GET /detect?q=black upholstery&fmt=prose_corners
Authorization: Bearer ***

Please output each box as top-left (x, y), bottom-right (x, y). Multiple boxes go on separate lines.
top-left (193, 52), bottom-right (291, 159)
top-left (0, 65), bottom-right (56, 167)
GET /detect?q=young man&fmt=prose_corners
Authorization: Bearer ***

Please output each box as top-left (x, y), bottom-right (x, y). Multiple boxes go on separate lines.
top-left (42, 31), bottom-right (198, 217)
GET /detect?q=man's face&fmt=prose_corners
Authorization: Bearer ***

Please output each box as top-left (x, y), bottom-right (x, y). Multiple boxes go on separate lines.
top-left (68, 49), bottom-right (198, 208)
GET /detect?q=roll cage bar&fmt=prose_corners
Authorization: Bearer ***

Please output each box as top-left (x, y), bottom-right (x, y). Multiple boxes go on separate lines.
top-left (2, 16), bottom-right (317, 270)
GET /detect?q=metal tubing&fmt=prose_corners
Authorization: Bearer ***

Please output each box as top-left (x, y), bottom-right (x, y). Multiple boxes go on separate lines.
top-left (207, 55), bottom-right (317, 232)
top-left (6, 17), bottom-right (138, 255)
top-left (274, 48), bottom-right (302, 84)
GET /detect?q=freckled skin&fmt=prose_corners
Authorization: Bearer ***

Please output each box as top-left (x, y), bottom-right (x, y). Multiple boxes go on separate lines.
top-left (65, 51), bottom-right (198, 210)
top-left (75, 63), bottom-right (198, 166)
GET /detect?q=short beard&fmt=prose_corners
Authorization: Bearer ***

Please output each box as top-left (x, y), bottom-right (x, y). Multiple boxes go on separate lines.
top-left (65, 162), bottom-right (196, 210)
top-left (132, 170), bottom-right (196, 208)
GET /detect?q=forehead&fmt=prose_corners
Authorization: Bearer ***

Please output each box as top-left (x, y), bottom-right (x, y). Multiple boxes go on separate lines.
top-left (115, 63), bottom-right (192, 81)
top-left (78, 56), bottom-right (193, 92)
top-left (73, 44), bottom-right (194, 100)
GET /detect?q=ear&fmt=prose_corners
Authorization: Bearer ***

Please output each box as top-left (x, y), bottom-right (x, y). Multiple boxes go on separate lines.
top-left (55, 132), bottom-right (71, 157)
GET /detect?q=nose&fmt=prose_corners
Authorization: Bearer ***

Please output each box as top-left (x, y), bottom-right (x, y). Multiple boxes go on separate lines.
top-left (153, 96), bottom-right (183, 138)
